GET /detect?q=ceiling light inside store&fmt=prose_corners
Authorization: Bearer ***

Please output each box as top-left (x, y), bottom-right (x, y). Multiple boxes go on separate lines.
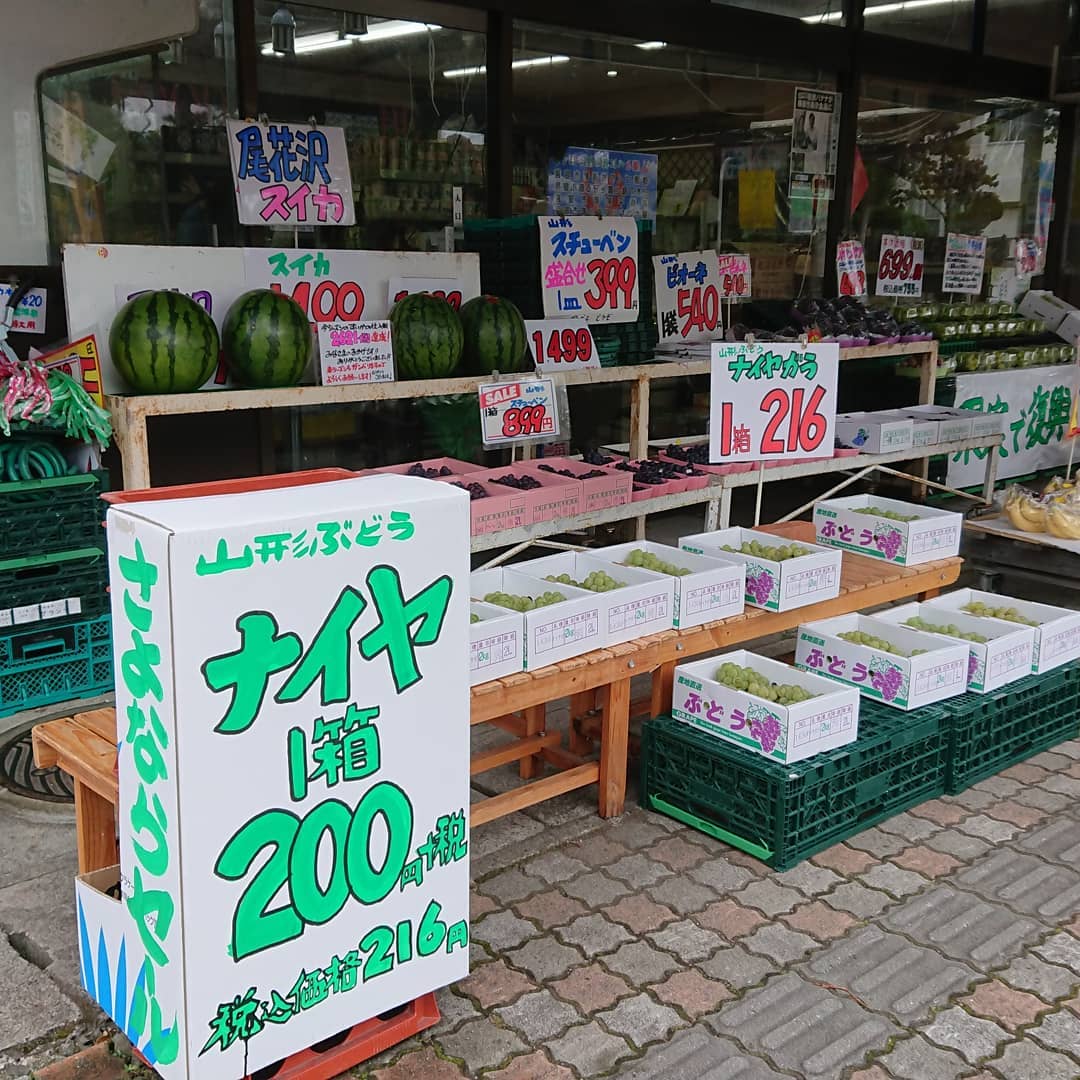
top-left (606, 69), bottom-right (618, 77)
top-left (262, 19), bottom-right (440, 55)
top-left (803, 0), bottom-right (965, 23)
top-left (262, 31), bottom-right (350, 55)
top-left (443, 55), bottom-right (570, 78)
top-left (635, 41), bottom-right (667, 49)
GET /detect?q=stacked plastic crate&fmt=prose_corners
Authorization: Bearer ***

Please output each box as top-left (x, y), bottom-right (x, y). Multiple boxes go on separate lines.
top-left (0, 469), bottom-right (113, 717)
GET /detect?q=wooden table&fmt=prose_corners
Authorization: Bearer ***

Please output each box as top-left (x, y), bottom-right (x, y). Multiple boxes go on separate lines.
top-left (34, 522), bottom-right (960, 873)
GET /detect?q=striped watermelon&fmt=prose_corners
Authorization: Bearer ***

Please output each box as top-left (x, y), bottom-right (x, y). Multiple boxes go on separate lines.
top-left (222, 289), bottom-right (312, 387)
top-left (391, 293), bottom-right (463, 380)
top-left (459, 295), bottom-right (528, 375)
top-left (109, 291), bottom-right (219, 394)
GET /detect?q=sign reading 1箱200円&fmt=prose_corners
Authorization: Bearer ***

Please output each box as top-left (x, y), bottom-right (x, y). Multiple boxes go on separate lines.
top-left (709, 342), bottom-right (839, 464)
top-left (538, 215), bottom-right (639, 323)
top-left (87, 477), bottom-right (470, 1079)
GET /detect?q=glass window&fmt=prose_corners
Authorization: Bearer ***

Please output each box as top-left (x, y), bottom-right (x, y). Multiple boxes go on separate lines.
top-left (721, 0), bottom-right (845, 23)
top-left (986, 0), bottom-right (1066, 65)
top-left (862, 0), bottom-right (973, 51)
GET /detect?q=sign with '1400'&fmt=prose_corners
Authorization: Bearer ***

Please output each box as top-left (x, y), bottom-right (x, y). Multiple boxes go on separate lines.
top-left (709, 342), bottom-right (839, 464)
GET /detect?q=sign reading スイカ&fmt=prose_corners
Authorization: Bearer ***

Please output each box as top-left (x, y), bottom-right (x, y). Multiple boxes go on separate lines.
top-left (942, 233), bottom-right (987, 295)
top-left (875, 235), bottom-right (925, 299)
top-left (85, 477), bottom-right (471, 1078)
top-left (710, 342), bottom-right (839, 464)
top-left (226, 119), bottom-right (355, 227)
top-left (538, 215), bottom-right (639, 323)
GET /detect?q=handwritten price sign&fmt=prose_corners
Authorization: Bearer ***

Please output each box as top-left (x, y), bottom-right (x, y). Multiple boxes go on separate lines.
top-left (653, 251), bottom-right (722, 343)
top-left (538, 215), bottom-right (639, 324)
top-left (717, 253), bottom-right (752, 300)
top-left (836, 240), bottom-right (867, 297)
top-left (875, 235), bottom-right (924, 298)
top-left (526, 319), bottom-right (600, 370)
top-left (317, 319), bottom-right (394, 385)
top-left (942, 232), bottom-right (987, 295)
top-left (388, 277), bottom-right (465, 312)
top-left (709, 342), bottom-right (839, 463)
top-left (479, 377), bottom-right (560, 447)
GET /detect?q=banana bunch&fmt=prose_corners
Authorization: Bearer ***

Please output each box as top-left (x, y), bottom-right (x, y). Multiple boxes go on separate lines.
top-left (1046, 502), bottom-right (1080, 539)
top-left (1004, 485), bottom-right (1047, 533)
top-left (0, 438), bottom-right (72, 481)
top-left (1004, 479), bottom-right (1080, 537)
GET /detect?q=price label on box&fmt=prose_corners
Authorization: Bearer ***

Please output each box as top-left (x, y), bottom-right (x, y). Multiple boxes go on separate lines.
top-left (526, 319), bottom-right (600, 370)
top-left (478, 377), bottom-right (560, 446)
top-left (875, 234), bottom-right (924, 298)
top-left (709, 341), bottom-right (839, 463)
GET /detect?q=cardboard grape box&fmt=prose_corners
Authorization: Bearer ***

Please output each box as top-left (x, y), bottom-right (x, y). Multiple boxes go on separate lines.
top-left (439, 476), bottom-right (529, 536)
top-left (590, 541), bottom-right (744, 629)
top-left (469, 467), bottom-right (582, 524)
top-left (679, 527), bottom-right (841, 613)
top-left (516, 458), bottom-right (632, 512)
top-left (814, 494), bottom-right (962, 566)
top-left (360, 456), bottom-right (484, 477)
top-left (920, 588), bottom-right (1080, 675)
top-left (874, 411), bottom-right (940, 449)
top-left (671, 649), bottom-right (859, 764)
top-left (470, 567), bottom-right (606, 669)
top-left (874, 602), bottom-right (1034, 694)
top-left (903, 405), bottom-right (974, 443)
top-left (834, 412), bottom-right (914, 454)
top-left (517, 551), bottom-right (675, 645)
top-left (795, 613), bottom-right (968, 710)
top-left (470, 601), bottom-right (525, 685)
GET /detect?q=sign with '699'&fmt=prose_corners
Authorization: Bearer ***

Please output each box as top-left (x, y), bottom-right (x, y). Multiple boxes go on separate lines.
top-left (710, 342), bottom-right (839, 464)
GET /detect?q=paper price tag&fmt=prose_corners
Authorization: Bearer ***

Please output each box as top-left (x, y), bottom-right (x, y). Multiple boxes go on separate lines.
top-left (836, 240), bottom-right (867, 297)
top-left (526, 319), bottom-right (600, 370)
top-left (0, 285), bottom-right (47, 334)
top-left (478, 377), bottom-right (560, 446)
top-left (653, 250), bottom-right (724, 343)
top-left (717, 254), bottom-right (752, 300)
top-left (317, 320), bottom-right (394, 385)
top-left (875, 235), bottom-right (925, 298)
top-left (388, 276), bottom-right (465, 312)
top-left (942, 233), bottom-right (987, 295)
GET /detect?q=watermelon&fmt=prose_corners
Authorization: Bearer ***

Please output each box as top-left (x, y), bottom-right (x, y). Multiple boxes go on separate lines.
top-left (109, 290), bottom-right (219, 394)
top-left (391, 293), bottom-right (463, 380)
top-left (459, 295), bottom-right (528, 375)
top-left (222, 289), bottom-right (312, 388)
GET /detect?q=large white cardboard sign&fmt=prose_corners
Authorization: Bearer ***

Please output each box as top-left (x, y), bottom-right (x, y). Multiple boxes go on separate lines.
top-left (85, 476), bottom-right (470, 1078)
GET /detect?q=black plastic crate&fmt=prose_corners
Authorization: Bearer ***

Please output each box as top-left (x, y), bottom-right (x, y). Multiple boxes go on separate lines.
top-left (0, 547), bottom-right (108, 626)
top-left (641, 702), bottom-right (948, 870)
top-left (0, 470), bottom-right (108, 557)
top-left (940, 663), bottom-right (1080, 794)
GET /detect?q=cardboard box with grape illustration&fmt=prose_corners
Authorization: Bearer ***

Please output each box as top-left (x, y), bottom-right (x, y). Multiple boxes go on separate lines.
top-left (874, 601), bottom-right (1034, 694)
top-left (813, 494), bottom-right (962, 566)
top-left (470, 601), bottom-right (525, 685)
top-left (679, 527), bottom-right (841, 613)
top-left (589, 541), bottom-right (745, 629)
top-left (920, 588), bottom-right (1080, 675)
top-left (516, 551), bottom-right (675, 646)
top-left (796, 613), bottom-right (968, 710)
top-left (470, 567), bottom-right (607, 669)
top-left (834, 412), bottom-right (913, 454)
top-left (671, 650), bottom-right (859, 764)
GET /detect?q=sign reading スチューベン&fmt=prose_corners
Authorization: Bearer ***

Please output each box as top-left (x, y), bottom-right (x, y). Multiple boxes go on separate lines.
top-left (89, 477), bottom-right (470, 1078)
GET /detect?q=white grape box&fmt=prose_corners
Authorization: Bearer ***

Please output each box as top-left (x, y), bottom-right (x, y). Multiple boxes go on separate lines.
top-left (795, 613), bottom-right (968, 710)
top-left (679, 527), bottom-right (841, 613)
top-left (513, 551), bottom-right (675, 645)
top-left (671, 650), bottom-right (859, 764)
top-left (470, 568), bottom-right (607, 670)
top-left (919, 588), bottom-right (1080, 675)
top-left (903, 405), bottom-right (974, 443)
top-left (874, 601), bottom-right (1034, 694)
top-left (813, 494), bottom-right (962, 566)
top-left (834, 413), bottom-right (913, 454)
top-left (588, 540), bottom-right (745, 629)
top-left (469, 601), bottom-right (525, 686)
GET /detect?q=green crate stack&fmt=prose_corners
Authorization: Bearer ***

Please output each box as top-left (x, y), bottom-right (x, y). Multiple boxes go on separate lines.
top-left (641, 702), bottom-right (948, 870)
top-left (939, 663), bottom-right (1080, 794)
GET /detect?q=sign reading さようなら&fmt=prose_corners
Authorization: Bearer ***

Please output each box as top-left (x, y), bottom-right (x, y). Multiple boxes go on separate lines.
top-left (88, 477), bottom-right (471, 1078)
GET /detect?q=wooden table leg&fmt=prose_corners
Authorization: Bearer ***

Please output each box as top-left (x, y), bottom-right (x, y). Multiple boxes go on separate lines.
top-left (649, 660), bottom-right (677, 719)
top-left (568, 690), bottom-right (595, 754)
top-left (519, 704), bottom-right (546, 780)
top-left (919, 587), bottom-right (941, 601)
top-left (74, 781), bottom-right (118, 874)
top-left (599, 678), bottom-right (631, 818)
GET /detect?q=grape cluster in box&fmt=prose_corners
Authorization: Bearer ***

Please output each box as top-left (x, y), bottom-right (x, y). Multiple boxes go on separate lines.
top-left (517, 551), bottom-right (675, 646)
top-left (921, 588), bottom-right (1080, 674)
top-left (470, 467), bottom-right (582, 525)
top-left (590, 541), bottom-right (744, 629)
top-left (874, 601), bottom-right (1034, 693)
top-left (796, 613), bottom-right (968, 709)
top-left (671, 650), bottom-right (859, 763)
top-left (814, 494), bottom-right (961, 566)
top-left (470, 568), bottom-right (605, 669)
top-left (469, 601), bottom-right (524, 686)
top-left (679, 527), bottom-right (841, 613)
top-left (517, 458), bottom-right (632, 512)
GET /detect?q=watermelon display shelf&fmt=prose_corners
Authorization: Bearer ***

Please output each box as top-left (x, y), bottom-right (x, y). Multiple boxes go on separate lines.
top-left (940, 662), bottom-right (1080, 794)
top-left (0, 547), bottom-right (109, 625)
top-left (641, 703), bottom-right (948, 870)
top-left (0, 613), bottom-right (113, 718)
top-left (0, 470), bottom-right (108, 558)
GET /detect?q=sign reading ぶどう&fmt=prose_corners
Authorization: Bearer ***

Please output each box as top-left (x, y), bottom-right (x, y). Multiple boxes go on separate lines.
top-left (875, 235), bottom-right (925, 298)
top-left (942, 233), bottom-right (987, 295)
top-left (317, 320), bottom-right (394, 385)
top-left (85, 477), bottom-right (471, 1078)
top-left (226, 119), bottom-right (355, 227)
top-left (538, 216), bottom-right (639, 323)
top-left (710, 341), bottom-right (839, 464)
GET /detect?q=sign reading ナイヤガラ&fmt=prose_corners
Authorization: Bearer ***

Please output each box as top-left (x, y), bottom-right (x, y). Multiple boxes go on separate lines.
top-left (87, 476), bottom-right (470, 1078)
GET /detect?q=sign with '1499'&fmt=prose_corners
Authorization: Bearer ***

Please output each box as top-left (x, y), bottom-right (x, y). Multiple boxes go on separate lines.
top-left (709, 342), bottom-right (839, 464)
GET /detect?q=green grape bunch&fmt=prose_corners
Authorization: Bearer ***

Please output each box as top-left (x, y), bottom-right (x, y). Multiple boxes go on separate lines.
top-left (470, 613), bottom-right (480, 624)
top-left (720, 541), bottom-right (812, 561)
top-left (714, 661), bottom-right (817, 705)
top-left (904, 616), bottom-right (987, 643)
top-left (961, 601), bottom-right (1039, 627)
top-left (545, 571), bottom-right (626, 592)
top-left (852, 505), bottom-right (919, 522)
top-left (837, 629), bottom-right (926, 658)
top-left (623, 549), bottom-right (692, 576)
top-left (483, 590), bottom-right (567, 612)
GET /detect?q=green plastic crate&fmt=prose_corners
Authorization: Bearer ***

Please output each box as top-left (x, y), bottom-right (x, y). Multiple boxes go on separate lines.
top-left (0, 547), bottom-right (108, 626)
top-left (641, 702), bottom-right (948, 870)
top-left (0, 470), bottom-right (108, 558)
top-left (940, 663), bottom-right (1080, 794)
top-left (0, 613), bottom-right (113, 717)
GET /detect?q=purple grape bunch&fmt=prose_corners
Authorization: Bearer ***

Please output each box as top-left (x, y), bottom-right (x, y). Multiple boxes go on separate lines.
top-left (871, 664), bottom-right (903, 701)
top-left (746, 570), bottom-right (774, 605)
top-left (874, 527), bottom-right (903, 560)
top-left (750, 715), bottom-right (782, 753)
top-left (968, 652), bottom-right (979, 682)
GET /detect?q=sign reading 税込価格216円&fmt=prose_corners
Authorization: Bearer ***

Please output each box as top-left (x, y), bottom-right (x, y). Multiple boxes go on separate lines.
top-left (85, 476), bottom-right (470, 1079)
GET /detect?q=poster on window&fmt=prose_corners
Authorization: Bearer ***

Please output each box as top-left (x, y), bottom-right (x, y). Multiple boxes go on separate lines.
top-left (547, 147), bottom-right (658, 222)
top-left (226, 119), bottom-right (355, 227)
top-left (789, 88), bottom-right (840, 201)
top-left (942, 233), bottom-right (987, 296)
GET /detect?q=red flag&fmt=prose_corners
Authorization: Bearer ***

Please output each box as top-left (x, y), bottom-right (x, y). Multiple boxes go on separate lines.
top-left (851, 147), bottom-right (869, 214)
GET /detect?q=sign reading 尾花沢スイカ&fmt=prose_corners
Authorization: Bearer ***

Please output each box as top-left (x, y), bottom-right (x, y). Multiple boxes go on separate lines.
top-left (942, 233), bottom-right (987, 295)
top-left (85, 477), bottom-right (471, 1079)
top-left (710, 342), bottom-right (839, 464)
top-left (875, 235), bottom-right (925, 299)
top-left (538, 216), bottom-right (639, 323)
top-left (226, 120), bottom-right (355, 227)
